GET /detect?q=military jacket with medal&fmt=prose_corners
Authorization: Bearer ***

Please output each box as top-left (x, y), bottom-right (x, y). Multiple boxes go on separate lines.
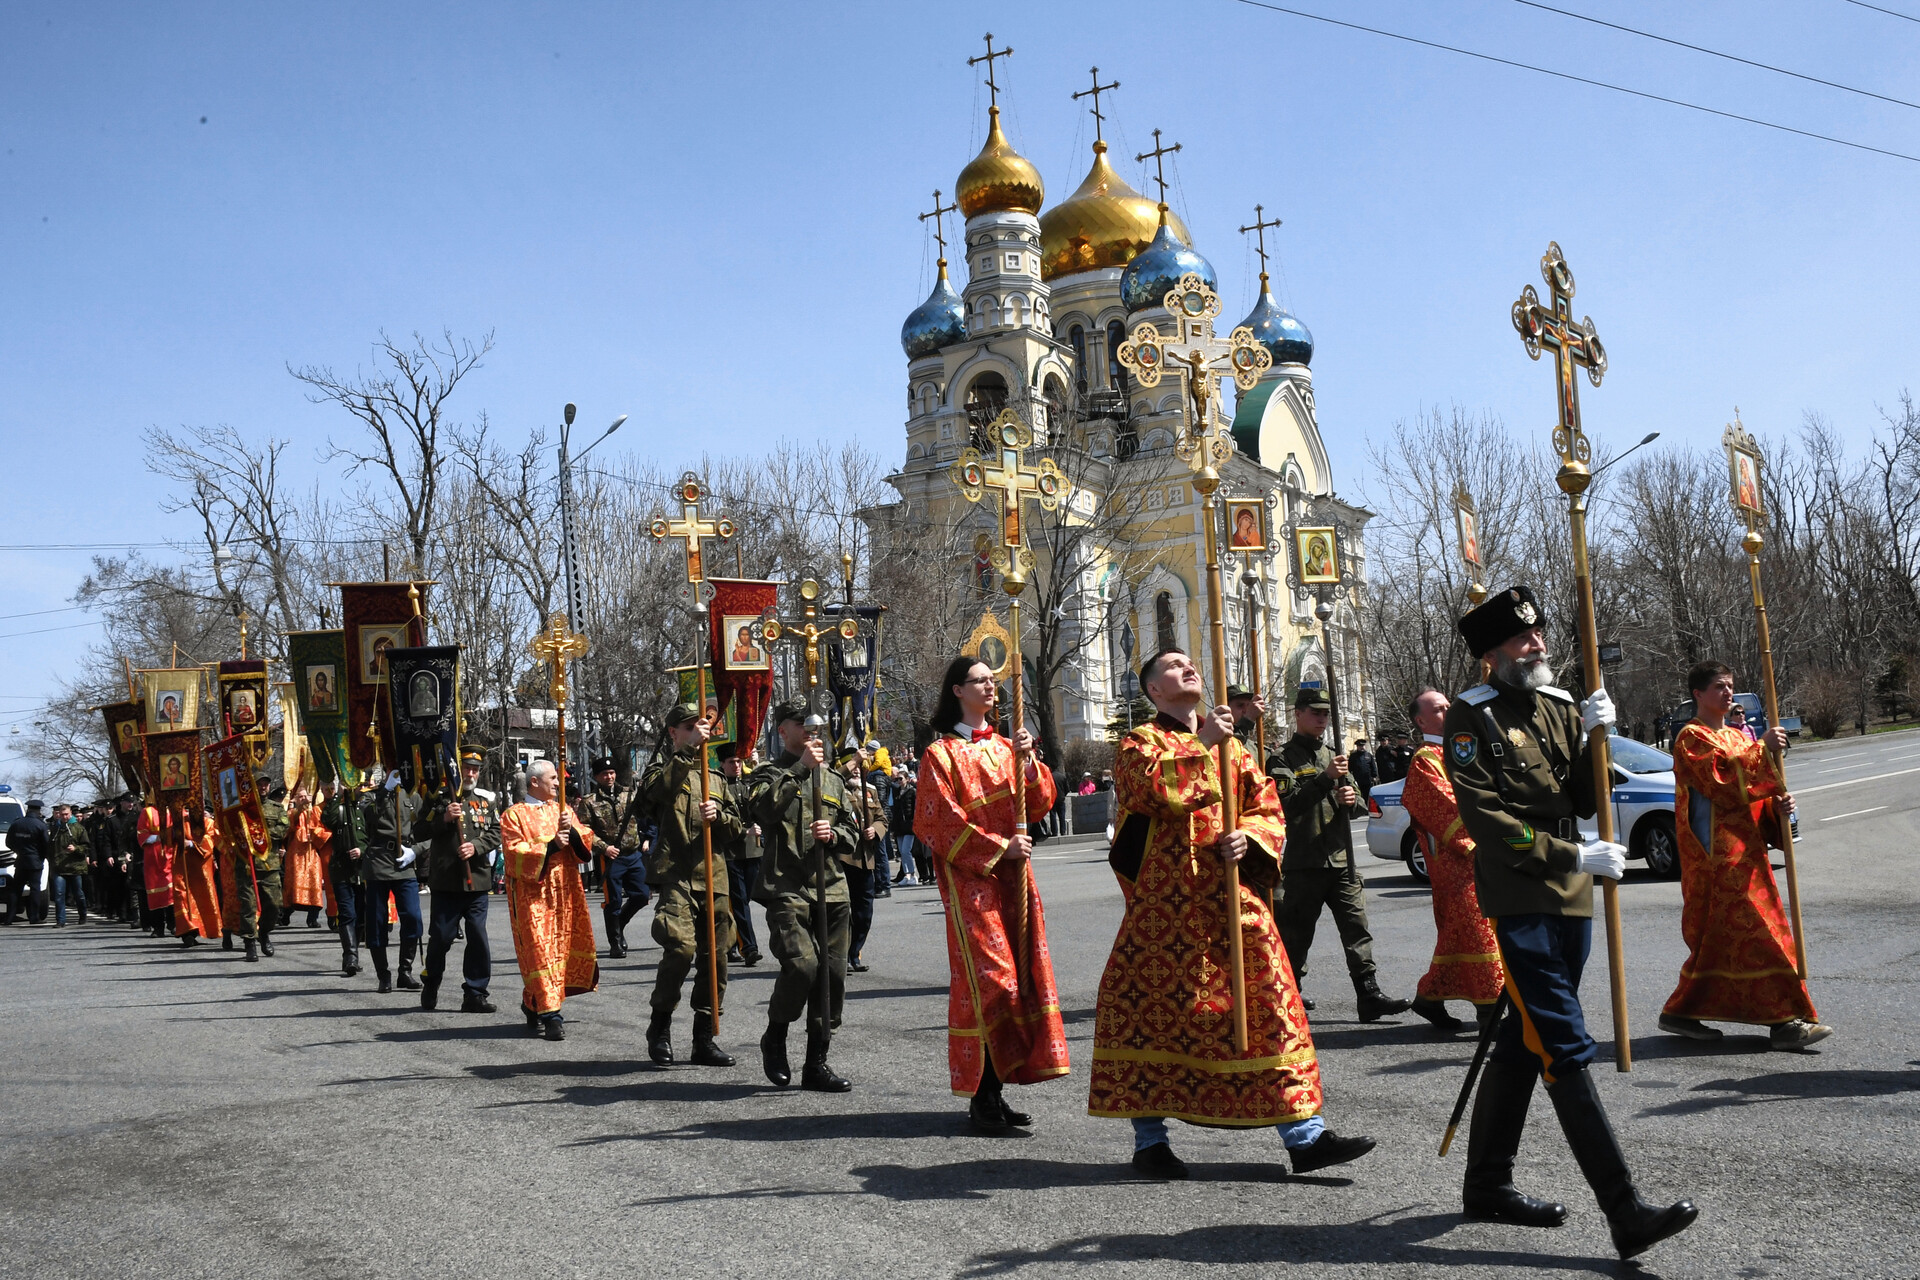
top-left (1272, 732), bottom-right (1365, 869)
top-left (1440, 675), bottom-right (1600, 919)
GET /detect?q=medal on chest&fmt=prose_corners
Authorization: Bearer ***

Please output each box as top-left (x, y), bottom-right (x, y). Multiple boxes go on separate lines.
top-left (1507, 727), bottom-right (1528, 749)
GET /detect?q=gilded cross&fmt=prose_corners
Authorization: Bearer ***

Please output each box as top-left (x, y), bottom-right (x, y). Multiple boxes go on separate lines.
top-left (759, 574), bottom-right (858, 729)
top-left (968, 33), bottom-right (1013, 108)
top-left (919, 189), bottom-right (958, 259)
top-left (649, 471), bottom-right (736, 588)
top-left (1512, 241), bottom-right (1608, 474)
top-left (950, 408), bottom-right (1065, 593)
top-left (1135, 129), bottom-right (1181, 203)
top-left (1239, 204), bottom-right (1283, 275)
top-left (529, 612), bottom-right (590, 710)
top-left (1115, 275), bottom-right (1270, 494)
top-left (1072, 67), bottom-right (1120, 143)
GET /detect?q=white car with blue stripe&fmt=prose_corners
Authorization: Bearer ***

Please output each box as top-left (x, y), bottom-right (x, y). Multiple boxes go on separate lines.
top-left (1365, 732), bottom-right (1681, 881)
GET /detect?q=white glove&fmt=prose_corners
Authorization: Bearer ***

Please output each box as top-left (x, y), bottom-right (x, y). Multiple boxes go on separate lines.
top-left (1577, 839), bottom-right (1627, 881)
top-left (1579, 688), bottom-right (1616, 735)
top-left (384, 773), bottom-right (402, 793)
top-left (396, 845), bottom-right (417, 869)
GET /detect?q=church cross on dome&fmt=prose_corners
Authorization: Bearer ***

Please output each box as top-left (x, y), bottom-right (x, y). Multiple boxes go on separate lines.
top-left (1136, 129), bottom-right (1182, 204)
top-left (919, 189), bottom-right (958, 260)
top-left (967, 33), bottom-right (1013, 108)
top-left (1071, 67), bottom-right (1120, 143)
top-left (1239, 204), bottom-right (1284, 277)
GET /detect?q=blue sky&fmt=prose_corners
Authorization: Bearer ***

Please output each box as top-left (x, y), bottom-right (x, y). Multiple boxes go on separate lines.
top-left (4, 1), bottom-right (1918, 773)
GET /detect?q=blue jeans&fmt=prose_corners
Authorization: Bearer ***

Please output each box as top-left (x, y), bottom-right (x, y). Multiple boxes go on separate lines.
top-left (365, 878), bottom-right (422, 949)
top-left (332, 874), bottom-right (361, 943)
top-left (53, 874), bottom-right (86, 924)
top-left (1130, 1115), bottom-right (1325, 1151)
top-left (425, 888), bottom-right (490, 997)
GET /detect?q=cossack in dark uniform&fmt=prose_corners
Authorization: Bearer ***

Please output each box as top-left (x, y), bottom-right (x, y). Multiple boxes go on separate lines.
top-left (416, 751), bottom-right (502, 1013)
top-left (1443, 585), bottom-right (1696, 1260)
top-left (577, 754), bottom-right (651, 959)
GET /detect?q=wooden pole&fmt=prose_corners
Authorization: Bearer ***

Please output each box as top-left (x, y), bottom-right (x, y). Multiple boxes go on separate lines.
top-left (1744, 528), bottom-right (1807, 976)
top-left (1201, 492), bottom-right (1249, 1054)
top-left (694, 615), bottom-right (724, 1032)
top-left (1567, 489), bottom-right (1632, 1072)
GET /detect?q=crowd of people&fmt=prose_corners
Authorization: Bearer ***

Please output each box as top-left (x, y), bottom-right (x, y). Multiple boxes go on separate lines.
top-left (2, 584), bottom-right (1832, 1265)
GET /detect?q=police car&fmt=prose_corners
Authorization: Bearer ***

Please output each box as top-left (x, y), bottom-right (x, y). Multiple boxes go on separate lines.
top-left (1365, 732), bottom-right (1681, 882)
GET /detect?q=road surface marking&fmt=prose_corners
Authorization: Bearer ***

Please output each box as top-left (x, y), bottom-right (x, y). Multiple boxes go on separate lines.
top-left (1885, 752), bottom-right (1920, 761)
top-left (1820, 807), bottom-right (1886, 822)
top-left (1797, 765), bottom-right (1920, 796)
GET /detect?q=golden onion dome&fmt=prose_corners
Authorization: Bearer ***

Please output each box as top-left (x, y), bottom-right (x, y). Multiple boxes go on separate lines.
top-left (1038, 141), bottom-right (1194, 282)
top-left (956, 106), bottom-right (1045, 219)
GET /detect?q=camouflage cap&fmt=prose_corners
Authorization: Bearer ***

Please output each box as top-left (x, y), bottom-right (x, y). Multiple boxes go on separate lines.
top-left (664, 703), bottom-right (702, 729)
top-left (1226, 684), bottom-right (1255, 701)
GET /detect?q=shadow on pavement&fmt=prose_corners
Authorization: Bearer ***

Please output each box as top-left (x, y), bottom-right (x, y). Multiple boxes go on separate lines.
top-left (1310, 1024), bottom-right (1464, 1050)
top-left (374, 1023), bottom-right (532, 1043)
top-left (1636, 1067), bottom-right (1920, 1117)
top-left (489, 1078), bottom-right (768, 1109)
top-left (1620, 1034), bottom-right (1773, 1063)
top-left (602, 1109), bottom-right (962, 1145)
top-left (954, 1212), bottom-right (1623, 1275)
top-left (845, 985), bottom-right (948, 1001)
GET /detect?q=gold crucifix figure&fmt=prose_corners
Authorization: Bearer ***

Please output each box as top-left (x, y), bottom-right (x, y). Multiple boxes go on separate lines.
top-left (530, 612), bottom-right (590, 710)
top-left (1115, 274), bottom-right (1269, 488)
top-left (950, 408), bottom-right (1066, 593)
top-left (649, 471), bottom-right (737, 588)
top-left (1513, 240), bottom-right (1608, 479)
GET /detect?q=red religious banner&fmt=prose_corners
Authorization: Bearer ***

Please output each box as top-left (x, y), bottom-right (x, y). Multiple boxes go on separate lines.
top-left (708, 578), bottom-right (780, 761)
top-left (217, 658), bottom-right (272, 771)
top-left (336, 582), bottom-right (431, 772)
top-left (100, 700), bottom-right (147, 792)
top-left (204, 732), bottom-right (270, 863)
top-left (143, 727), bottom-right (204, 808)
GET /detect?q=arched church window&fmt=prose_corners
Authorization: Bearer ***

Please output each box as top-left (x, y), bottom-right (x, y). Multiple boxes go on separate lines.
top-left (1107, 320), bottom-right (1128, 391)
top-left (1154, 591), bottom-right (1176, 654)
top-left (965, 372), bottom-right (1009, 438)
top-left (1069, 326), bottom-right (1088, 395)
top-left (1043, 374), bottom-right (1068, 425)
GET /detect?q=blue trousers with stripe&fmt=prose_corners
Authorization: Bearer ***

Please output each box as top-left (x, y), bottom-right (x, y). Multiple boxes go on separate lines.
top-left (1492, 913), bottom-right (1598, 1082)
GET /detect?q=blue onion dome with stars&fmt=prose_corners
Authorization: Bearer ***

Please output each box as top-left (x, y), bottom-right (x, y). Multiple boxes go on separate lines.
top-left (1238, 273), bottom-right (1313, 366)
top-left (901, 260), bottom-right (966, 359)
top-left (1119, 207), bottom-right (1217, 314)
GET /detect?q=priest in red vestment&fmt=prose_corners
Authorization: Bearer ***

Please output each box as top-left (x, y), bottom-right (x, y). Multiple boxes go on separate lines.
top-left (282, 785), bottom-right (330, 927)
top-left (501, 758), bottom-right (598, 1041)
top-left (914, 655), bottom-right (1069, 1133)
top-left (1090, 647), bottom-right (1375, 1179)
top-left (137, 802), bottom-right (176, 937)
top-left (1660, 660), bottom-right (1829, 1050)
top-left (1402, 688), bottom-right (1505, 1031)
top-left (171, 808), bottom-right (223, 946)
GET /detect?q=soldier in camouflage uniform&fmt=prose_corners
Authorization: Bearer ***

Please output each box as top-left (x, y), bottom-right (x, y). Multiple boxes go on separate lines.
top-left (639, 704), bottom-right (741, 1068)
top-left (748, 701), bottom-right (859, 1092)
top-left (1272, 689), bottom-right (1412, 1021)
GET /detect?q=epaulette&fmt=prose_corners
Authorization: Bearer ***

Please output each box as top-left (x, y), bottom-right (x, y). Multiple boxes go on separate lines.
top-left (1537, 685), bottom-right (1576, 704)
top-left (471, 787), bottom-right (496, 804)
top-left (1457, 684), bottom-right (1498, 706)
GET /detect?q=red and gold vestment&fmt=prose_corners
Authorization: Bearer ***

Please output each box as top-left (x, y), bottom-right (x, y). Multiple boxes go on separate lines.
top-left (501, 800), bottom-right (598, 1016)
top-left (1402, 744), bottom-right (1504, 1005)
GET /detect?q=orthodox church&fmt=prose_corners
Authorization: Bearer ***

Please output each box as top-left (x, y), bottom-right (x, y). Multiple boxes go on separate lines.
top-left (878, 82), bottom-right (1372, 752)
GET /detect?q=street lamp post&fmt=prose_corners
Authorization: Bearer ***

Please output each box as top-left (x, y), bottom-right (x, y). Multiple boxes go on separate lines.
top-left (556, 403), bottom-right (627, 777)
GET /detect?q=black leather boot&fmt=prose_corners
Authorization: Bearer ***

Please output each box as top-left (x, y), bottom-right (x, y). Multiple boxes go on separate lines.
top-left (420, 970), bottom-right (441, 1011)
top-left (1463, 1060), bottom-right (1567, 1227)
top-left (691, 1012), bottom-right (735, 1067)
top-left (969, 1089), bottom-right (1008, 1133)
top-left (341, 936), bottom-right (360, 977)
top-left (604, 908), bottom-right (628, 958)
top-left (243, 937), bottom-right (259, 963)
top-left (222, 932), bottom-right (234, 951)
top-left (1411, 996), bottom-right (1462, 1029)
top-left (1547, 1067), bottom-right (1698, 1258)
top-left (761, 1021), bottom-right (791, 1087)
top-left (1356, 980), bottom-right (1412, 1022)
top-left (258, 927), bottom-right (275, 957)
top-left (801, 1023), bottom-right (851, 1092)
top-left (647, 1009), bottom-right (675, 1065)
top-left (371, 946), bottom-right (392, 994)
top-left (396, 940), bottom-right (422, 990)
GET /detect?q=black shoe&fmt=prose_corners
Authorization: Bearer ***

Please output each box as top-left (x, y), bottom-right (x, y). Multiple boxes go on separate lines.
top-left (522, 1002), bottom-right (541, 1033)
top-left (1463, 1060), bottom-right (1566, 1227)
top-left (342, 951), bottom-right (360, 978)
top-left (969, 1092), bottom-right (1009, 1133)
top-left (1546, 1066), bottom-right (1698, 1259)
top-left (1289, 1130), bottom-right (1376, 1174)
top-left (259, 937), bottom-right (275, 958)
top-left (541, 1015), bottom-right (566, 1042)
top-left (1356, 985), bottom-right (1412, 1023)
top-left (999, 1096), bottom-right (1033, 1127)
top-left (1411, 996), bottom-right (1462, 1029)
top-left (647, 1010), bottom-right (674, 1066)
top-left (741, 949), bottom-right (762, 968)
top-left (377, 973), bottom-right (394, 994)
top-left (761, 1022), bottom-right (792, 1087)
top-left (222, 933), bottom-right (234, 951)
top-left (396, 942), bottom-right (422, 990)
top-left (243, 938), bottom-right (260, 963)
top-left (691, 1012), bottom-right (735, 1067)
top-left (609, 936), bottom-right (628, 959)
top-left (1131, 1142), bottom-right (1188, 1180)
top-left (1301, 994), bottom-right (1315, 1011)
top-left (460, 993), bottom-right (496, 1013)
top-left (848, 957), bottom-right (870, 973)
top-left (420, 975), bottom-right (441, 1011)
top-left (727, 947), bottom-right (743, 964)
top-left (801, 1025), bottom-right (851, 1092)
top-left (875, 886), bottom-right (890, 899)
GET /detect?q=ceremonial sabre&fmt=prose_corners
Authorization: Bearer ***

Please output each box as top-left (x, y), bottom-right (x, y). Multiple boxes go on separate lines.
top-left (1724, 415), bottom-right (1807, 976)
top-left (650, 473), bottom-right (736, 1034)
top-left (1440, 991), bottom-right (1510, 1157)
top-left (1117, 248), bottom-right (1272, 1054)
top-left (1512, 241), bottom-right (1630, 1072)
top-left (759, 573), bottom-right (860, 1033)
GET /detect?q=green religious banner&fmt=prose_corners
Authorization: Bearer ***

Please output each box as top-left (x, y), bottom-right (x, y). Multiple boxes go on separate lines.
top-left (286, 630), bottom-right (357, 788)
top-left (671, 664), bottom-right (735, 767)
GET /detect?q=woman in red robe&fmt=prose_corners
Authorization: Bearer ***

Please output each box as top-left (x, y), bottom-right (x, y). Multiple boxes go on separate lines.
top-left (1401, 689), bottom-right (1504, 1030)
top-left (1659, 660), bottom-right (1829, 1050)
top-left (914, 655), bottom-right (1068, 1133)
top-left (1089, 647), bottom-right (1373, 1180)
top-left (501, 759), bottom-right (598, 1041)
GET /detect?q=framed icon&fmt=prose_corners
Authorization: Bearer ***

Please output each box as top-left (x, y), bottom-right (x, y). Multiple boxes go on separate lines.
top-left (1295, 527), bottom-right (1340, 584)
top-left (217, 767), bottom-right (241, 810)
top-left (406, 669), bottom-right (441, 719)
top-left (306, 664), bottom-right (338, 713)
top-left (1731, 445), bottom-right (1762, 516)
top-left (143, 672), bottom-right (200, 732)
top-left (1456, 504), bottom-right (1481, 569)
top-left (359, 625), bottom-right (407, 683)
top-left (963, 609), bottom-right (1015, 680)
top-left (722, 614), bottom-right (770, 671)
top-left (1226, 498), bottom-right (1266, 551)
top-left (228, 687), bottom-right (258, 728)
top-left (158, 752), bottom-right (192, 791)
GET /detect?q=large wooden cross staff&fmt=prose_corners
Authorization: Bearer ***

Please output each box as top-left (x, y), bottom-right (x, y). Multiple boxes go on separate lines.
top-left (950, 407), bottom-right (1066, 847)
top-left (1512, 240), bottom-right (1631, 1071)
top-left (649, 472), bottom-right (736, 1031)
top-left (1117, 272), bottom-right (1271, 1054)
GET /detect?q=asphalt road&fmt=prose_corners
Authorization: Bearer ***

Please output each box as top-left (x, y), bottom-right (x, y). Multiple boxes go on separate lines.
top-left (4, 733), bottom-right (1916, 1280)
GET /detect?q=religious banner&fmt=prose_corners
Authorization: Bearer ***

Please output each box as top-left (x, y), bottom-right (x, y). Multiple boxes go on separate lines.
top-left (706, 578), bottom-right (779, 761)
top-left (384, 644), bottom-right (461, 794)
top-left (204, 732), bottom-right (270, 864)
top-left (143, 727), bottom-right (204, 806)
top-left (286, 629), bottom-right (356, 787)
top-left (99, 700), bottom-right (147, 792)
top-left (337, 582), bottom-right (430, 772)
top-left (141, 668), bottom-right (202, 734)
top-left (277, 683), bottom-right (310, 790)
top-left (672, 665), bottom-right (735, 768)
top-left (827, 603), bottom-right (883, 752)
top-left (217, 658), bottom-right (271, 770)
